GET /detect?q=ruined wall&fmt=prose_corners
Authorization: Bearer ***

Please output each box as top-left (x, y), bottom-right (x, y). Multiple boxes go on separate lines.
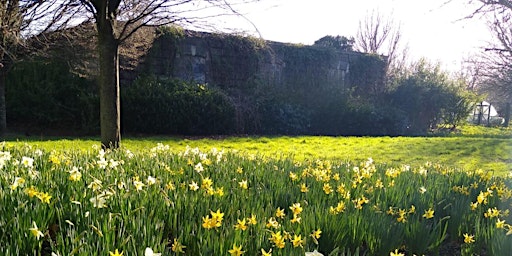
top-left (140, 29), bottom-right (382, 92)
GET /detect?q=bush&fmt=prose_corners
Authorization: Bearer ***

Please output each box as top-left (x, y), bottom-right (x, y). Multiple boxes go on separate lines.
top-left (6, 59), bottom-right (99, 133)
top-left (122, 76), bottom-right (235, 135)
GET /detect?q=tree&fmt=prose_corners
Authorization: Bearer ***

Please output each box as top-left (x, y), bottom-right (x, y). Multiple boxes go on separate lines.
top-left (354, 10), bottom-right (405, 70)
top-left (0, 0), bottom-right (70, 136)
top-left (313, 35), bottom-right (354, 51)
top-left (462, 1), bottom-right (512, 104)
top-left (64, 0), bottom-right (261, 148)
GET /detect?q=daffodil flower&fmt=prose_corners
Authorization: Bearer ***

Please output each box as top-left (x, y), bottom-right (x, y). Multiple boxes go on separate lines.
top-left (144, 247), bottom-right (161, 256)
top-left (29, 221), bottom-right (44, 240)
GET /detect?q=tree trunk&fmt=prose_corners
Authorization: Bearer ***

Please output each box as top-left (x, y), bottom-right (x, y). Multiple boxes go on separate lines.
top-left (0, 67), bottom-right (7, 137)
top-left (96, 15), bottom-right (121, 148)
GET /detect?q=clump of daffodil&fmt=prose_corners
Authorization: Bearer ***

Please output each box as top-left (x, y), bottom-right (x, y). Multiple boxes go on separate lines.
top-left (202, 209), bottom-right (224, 229)
top-left (269, 231), bottom-right (286, 249)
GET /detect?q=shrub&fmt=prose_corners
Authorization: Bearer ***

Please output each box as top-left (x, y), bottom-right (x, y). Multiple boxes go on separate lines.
top-left (122, 76), bottom-right (235, 135)
top-left (6, 59), bottom-right (99, 133)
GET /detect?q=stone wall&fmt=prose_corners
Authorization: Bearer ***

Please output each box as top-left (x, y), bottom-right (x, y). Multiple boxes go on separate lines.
top-left (140, 30), bottom-right (383, 92)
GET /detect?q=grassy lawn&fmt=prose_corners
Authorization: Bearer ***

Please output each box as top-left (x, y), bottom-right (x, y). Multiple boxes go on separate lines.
top-left (5, 125), bottom-right (512, 176)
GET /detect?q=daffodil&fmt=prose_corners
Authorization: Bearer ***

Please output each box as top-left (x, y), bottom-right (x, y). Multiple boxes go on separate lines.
top-left (463, 233), bottom-right (475, 244)
top-left (238, 179), bottom-right (248, 189)
top-left (310, 228), bottom-right (322, 239)
top-left (68, 167), bottom-right (82, 181)
top-left (228, 243), bottom-right (244, 256)
top-left (29, 221), bottom-right (44, 240)
top-left (10, 177), bottom-right (25, 190)
top-left (300, 183), bottom-right (309, 193)
top-left (275, 207), bottom-right (285, 218)
top-left (305, 250), bottom-right (324, 256)
top-left (109, 249), bottom-right (123, 256)
top-left (423, 208), bottom-right (434, 219)
top-left (247, 214), bottom-right (257, 225)
top-left (189, 181), bottom-right (199, 191)
top-left (290, 203), bottom-right (303, 215)
top-left (21, 156), bottom-right (34, 168)
top-left (291, 234), bottom-right (304, 247)
top-left (496, 219), bottom-right (506, 229)
top-left (146, 176), bottom-right (156, 185)
top-left (234, 218), bottom-right (247, 231)
top-left (36, 192), bottom-right (52, 204)
top-left (261, 248), bottom-right (272, 256)
top-left (390, 249), bottom-right (404, 256)
top-left (144, 247), bottom-right (161, 256)
top-left (171, 238), bottom-right (186, 253)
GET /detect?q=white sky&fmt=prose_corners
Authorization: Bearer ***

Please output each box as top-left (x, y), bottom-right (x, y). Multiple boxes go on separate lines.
top-left (206, 0), bottom-right (495, 72)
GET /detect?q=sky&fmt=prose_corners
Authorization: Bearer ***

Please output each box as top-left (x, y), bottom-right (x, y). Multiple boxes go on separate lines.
top-left (206, 0), bottom-right (495, 72)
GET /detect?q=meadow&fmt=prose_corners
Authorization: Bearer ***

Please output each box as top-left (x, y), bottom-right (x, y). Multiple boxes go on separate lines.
top-left (1, 126), bottom-right (511, 255)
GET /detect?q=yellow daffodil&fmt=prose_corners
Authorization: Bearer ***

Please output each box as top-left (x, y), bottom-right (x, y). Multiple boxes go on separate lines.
top-left (266, 217), bottom-right (280, 229)
top-left (211, 209), bottom-right (224, 222)
top-left (29, 221), bottom-right (44, 240)
top-left (300, 183), bottom-right (309, 193)
top-left (323, 183), bottom-right (332, 194)
top-left (234, 218), bottom-right (247, 231)
top-left (290, 214), bottom-right (301, 224)
top-left (390, 249), bottom-right (404, 256)
top-left (496, 219), bottom-right (506, 229)
top-left (463, 233), bottom-right (475, 244)
top-left (228, 243), bottom-right (244, 256)
top-left (311, 228), bottom-right (322, 239)
top-left (109, 249), bottom-right (123, 256)
top-left (36, 192), bottom-right (52, 204)
top-left (290, 203), bottom-right (303, 215)
top-left (291, 234), bottom-right (304, 247)
top-left (423, 208), bottom-right (434, 219)
top-left (247, 214), bottom-right (257, 225)
top-left (275, 207), bottom-right (285, 218)
top-left (470, 202), bottom-right (479, 211)
top-left (238, 179), bottom-right (248, 189)
top-left (171, 238), bottom-right (186, 253)
top-left (261, 248), bottom-right (272, 256)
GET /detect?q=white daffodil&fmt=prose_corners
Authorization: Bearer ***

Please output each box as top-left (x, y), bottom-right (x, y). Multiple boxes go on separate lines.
top-left (305, 250), bottom-right (324, 256)
top-left (145, 247), bottom-right (161, 256)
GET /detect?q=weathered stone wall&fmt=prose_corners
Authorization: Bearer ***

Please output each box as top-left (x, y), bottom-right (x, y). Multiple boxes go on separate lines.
top-left (140, 30), bottom-right (382, 91)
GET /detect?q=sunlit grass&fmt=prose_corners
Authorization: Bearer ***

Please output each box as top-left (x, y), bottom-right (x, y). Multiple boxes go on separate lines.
top-left (5, 125), bottom-right (512, 176)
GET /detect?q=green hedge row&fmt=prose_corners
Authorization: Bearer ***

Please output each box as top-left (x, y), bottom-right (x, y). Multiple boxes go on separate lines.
top-left (6, 59), bottom-right (474, 136)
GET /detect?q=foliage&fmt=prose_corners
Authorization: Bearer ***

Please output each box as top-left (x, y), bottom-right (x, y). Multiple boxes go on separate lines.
top-left (387, 60), bottom-right (477, 134)
top-left (122, 76), bottom-right (235, 135)
top-left (313, 35), bottom-right (355, 51)
top-left (6, 59), bottom-right (99, 133)
top-left (0, 143), bottom-right (511, 255)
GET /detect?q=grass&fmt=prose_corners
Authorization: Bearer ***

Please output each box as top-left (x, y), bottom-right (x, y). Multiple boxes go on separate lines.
top-left (5, 125), bottom-right (512, 176)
